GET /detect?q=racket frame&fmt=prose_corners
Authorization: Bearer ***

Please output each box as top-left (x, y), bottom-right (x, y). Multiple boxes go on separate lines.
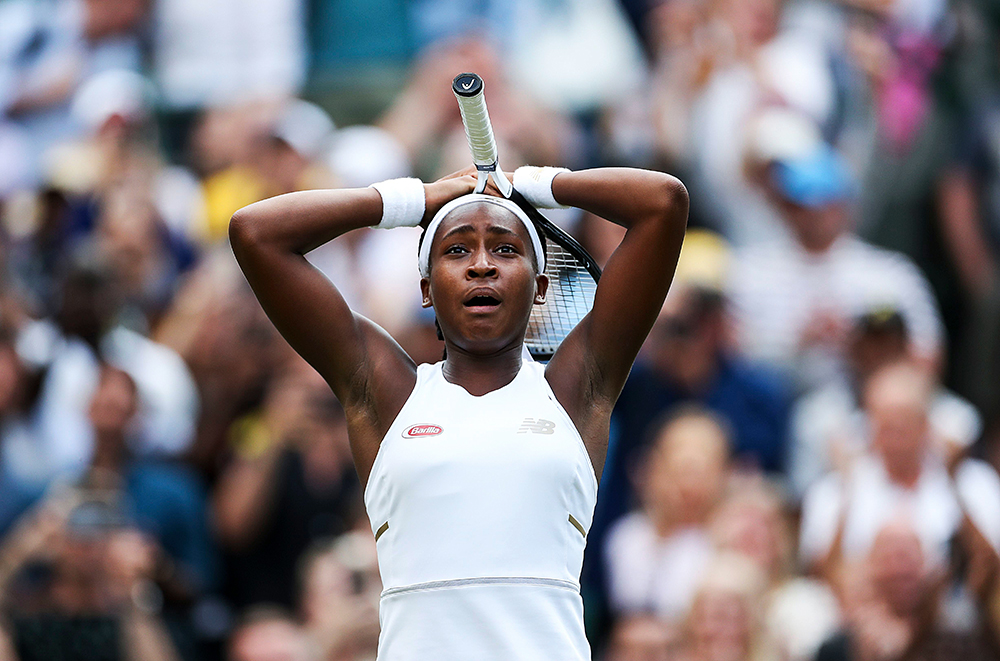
top-left (452, 72), bottom-right (602, 359)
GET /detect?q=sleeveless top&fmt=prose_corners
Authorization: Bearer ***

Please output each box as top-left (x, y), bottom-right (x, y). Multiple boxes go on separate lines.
top-left (364, 359), bottom-right (599, 660)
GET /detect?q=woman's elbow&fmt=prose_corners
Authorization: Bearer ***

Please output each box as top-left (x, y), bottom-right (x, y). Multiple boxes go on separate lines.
top-left (664, 175), bottom-right (689, 212)
top-left (229, 206), bottom-right (262, 249)
top-left (655, 174), bottom-right (689, 227)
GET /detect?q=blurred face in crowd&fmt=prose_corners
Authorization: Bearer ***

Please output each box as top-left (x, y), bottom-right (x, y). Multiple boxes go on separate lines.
top-left (711, 488), bottom-right (789, 580)
top-left (89, 367), bottom-right (138, 441)
top-left (720, 0), bottom-right (780, 51)
top-left (687, 554), bottom-right (765, 661)
top-left (868, 521), bottom-right (930, 617)
top-left (847, 319), bottom-right (908, 387)
top-left (688, 587), bottom-right (753, 661)
top-left (83, 0), bottom-right (147, 41)
top-left (96, 187), bottom-right (163, 304)
top-left (865, 363), bottom-right (932, 485)
top-left (608, 616), bottom-right (677, 661)
top-left (57, 266), bottom-right (120, 348)
top-left (778, 199), bottom-right (847, 254)
top-left (647, 0), bottom-right (711, 55)
top-left (300, 534), bottom-right (381, 654)
top-left (644, 413), bottom-right (729, 529)
top-left (229, 615), bottom-right (311, 661)
top-left (649, 286), bottom-right (724, 392)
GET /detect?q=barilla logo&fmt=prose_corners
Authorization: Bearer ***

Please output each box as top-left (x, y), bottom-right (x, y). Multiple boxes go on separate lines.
top-left (403, 424), bottom-right (443, 438)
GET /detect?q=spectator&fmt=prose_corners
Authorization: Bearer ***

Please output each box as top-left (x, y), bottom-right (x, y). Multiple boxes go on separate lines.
top-left (0, 488), bottom-right (183, 661)
top-left (799, 361), bottom-right (1000, 575)
top-left (250, 100), bottom-right (338, 198)
top-left (647, 0), bottom-right (838, 246)
top-left (590, 230), bottom-right (790, 597)
top-left (213, 357), bottom-right (363, 611)
top-left (790, 307), bottom-right (982, 498)
top-left (604, 407), bottom-right (729, 624)
top-left (710, 479), bottom-right (841, 661)
top-left (817, 519), bottom-right (997, 661)
top-left (727, 122), bottom-right (944, 391)
top-left (0, 0), bottom-right (147, 188)
top-left (606, 615), bottom-right (676, 661)
top-left (676, 551), bottom-right (778, 661)
top-left (298, 532), bottom-right (380, 661)
top-left (20, 256), bottom-right (199, 481)
top-left (8, 70), bottom-right (199, 318)
top-left (85, 365), bottom-right (217, 596)
top-left (936, 39), bottom-right (1000, 425)
top-left (152, 248), bottom-right (286, 480)
top-left (228, 605), bottom-right (311, 661)
top-left (844, 0), bottom-right (968, 380)
top-left (615, 277), bottom-right (790, 475)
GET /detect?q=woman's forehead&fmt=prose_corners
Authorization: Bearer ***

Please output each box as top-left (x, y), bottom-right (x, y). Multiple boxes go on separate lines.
top-left (433, 202), bottom-right (530, 243)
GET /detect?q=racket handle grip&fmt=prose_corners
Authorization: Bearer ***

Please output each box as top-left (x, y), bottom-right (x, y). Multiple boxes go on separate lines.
top-left (453, 73), bottom-right (498, 168)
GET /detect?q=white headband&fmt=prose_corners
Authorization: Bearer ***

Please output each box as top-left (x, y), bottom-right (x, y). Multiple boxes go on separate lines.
top-left (418, 194), bottom-right (546, 278)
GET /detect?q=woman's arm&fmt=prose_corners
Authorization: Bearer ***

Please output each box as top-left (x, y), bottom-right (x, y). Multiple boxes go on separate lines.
top-left (229, 174), bottom-right (475, 482)
top-left (544, 168), bottom-right (688, 474)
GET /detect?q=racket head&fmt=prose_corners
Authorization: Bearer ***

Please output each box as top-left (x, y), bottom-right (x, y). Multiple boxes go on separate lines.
top-left (508, 190), bottom-right (602, 361)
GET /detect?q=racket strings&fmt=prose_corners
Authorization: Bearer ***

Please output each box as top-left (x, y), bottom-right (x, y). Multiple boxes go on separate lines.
top-left (526, 238), bottom-right (598, 358)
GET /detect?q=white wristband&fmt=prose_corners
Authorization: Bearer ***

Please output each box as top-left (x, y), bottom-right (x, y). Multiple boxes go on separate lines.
top-left (370, 178), bottom-right (425, 229)
top-left (513, 166), bottom-right (569, 209)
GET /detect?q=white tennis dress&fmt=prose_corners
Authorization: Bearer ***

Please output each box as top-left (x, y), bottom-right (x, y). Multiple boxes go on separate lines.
top-left (364, 358), bottom-right (599, 660)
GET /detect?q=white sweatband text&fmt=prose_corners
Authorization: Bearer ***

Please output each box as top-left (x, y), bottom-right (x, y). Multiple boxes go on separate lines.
top-left (370, 178), bottom-right (425, 229)
top-left (513, 166), bottom-right (569, 209)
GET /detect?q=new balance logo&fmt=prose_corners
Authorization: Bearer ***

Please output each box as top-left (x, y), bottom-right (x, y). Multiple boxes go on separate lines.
top-left (518, 418), bottom-right (555, 434)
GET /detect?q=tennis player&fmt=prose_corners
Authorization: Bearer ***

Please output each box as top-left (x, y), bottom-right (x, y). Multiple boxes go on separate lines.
top-left (230, 164), bottom-right (688, 659)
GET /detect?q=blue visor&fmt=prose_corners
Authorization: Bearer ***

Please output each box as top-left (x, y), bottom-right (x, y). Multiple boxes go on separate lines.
top-left (772, 145), bottom-right (853, 208)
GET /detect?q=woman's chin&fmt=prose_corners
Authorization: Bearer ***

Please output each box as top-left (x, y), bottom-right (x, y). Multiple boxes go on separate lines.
top-left (448, 330), bottom-right (524, 357)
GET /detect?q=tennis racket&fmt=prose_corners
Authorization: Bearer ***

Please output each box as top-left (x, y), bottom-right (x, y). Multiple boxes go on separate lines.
top-left (452, 72), bottom-right (602, 361)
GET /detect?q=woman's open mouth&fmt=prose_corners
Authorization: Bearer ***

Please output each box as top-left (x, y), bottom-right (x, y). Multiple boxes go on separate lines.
top-left (463, 290), bottom-right (501, 311)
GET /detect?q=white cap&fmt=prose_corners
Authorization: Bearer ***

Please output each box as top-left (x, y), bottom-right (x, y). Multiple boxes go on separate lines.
top-left (271, 99), bottom-right (336, 161)
top-left (746, 106), bottom-right (823, 164)
top-left (71, 69), bottom-right (154, 132)
top-left (328, 125), bottom-right (411, 188)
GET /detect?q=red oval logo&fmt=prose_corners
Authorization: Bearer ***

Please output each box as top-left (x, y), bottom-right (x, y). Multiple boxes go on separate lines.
top-left (403, 424), bottom-right (443, 438)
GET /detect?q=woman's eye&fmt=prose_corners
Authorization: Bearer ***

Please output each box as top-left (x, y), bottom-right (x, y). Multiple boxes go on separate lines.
top-left (444, 245), bottom-right (468, 255)
top-left (495, 245), bottom-right (517, 254)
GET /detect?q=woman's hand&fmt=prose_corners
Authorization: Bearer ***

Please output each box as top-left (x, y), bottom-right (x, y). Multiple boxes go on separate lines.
top-left (422, 165), bottom-right (506, 227)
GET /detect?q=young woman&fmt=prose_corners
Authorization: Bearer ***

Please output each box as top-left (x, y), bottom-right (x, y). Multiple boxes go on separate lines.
top-left (230, 164), bottom-right (688, 659)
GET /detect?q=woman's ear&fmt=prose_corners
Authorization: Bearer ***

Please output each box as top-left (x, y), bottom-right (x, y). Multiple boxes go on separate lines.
top-left (533, 273), bottom-right (549, 305)
top-left (420, 278), bottom-right (433, 308)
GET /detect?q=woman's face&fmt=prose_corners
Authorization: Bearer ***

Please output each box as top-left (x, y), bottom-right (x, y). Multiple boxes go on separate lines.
top-left (420, 204), bottom-right (547, 355)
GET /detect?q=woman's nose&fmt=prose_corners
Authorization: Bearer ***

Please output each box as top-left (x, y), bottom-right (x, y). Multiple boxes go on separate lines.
top-left (467, 249), bottom-right (498, 278)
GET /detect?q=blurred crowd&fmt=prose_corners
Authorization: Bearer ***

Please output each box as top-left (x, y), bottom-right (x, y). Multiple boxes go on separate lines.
top-left (0, 0), bottom-right (998, 659)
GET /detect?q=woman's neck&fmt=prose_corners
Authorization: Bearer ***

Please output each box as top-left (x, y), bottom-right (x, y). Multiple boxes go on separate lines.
top-left (441, 343), bottom-right (524, 397)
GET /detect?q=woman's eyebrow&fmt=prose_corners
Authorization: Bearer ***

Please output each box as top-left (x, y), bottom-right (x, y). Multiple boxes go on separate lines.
top-left (486, 225), bottom-right (517, 237)
top-left (441, 224), bottom-right (476, 239)
top-left (441, 224), bottom-right (519, 239)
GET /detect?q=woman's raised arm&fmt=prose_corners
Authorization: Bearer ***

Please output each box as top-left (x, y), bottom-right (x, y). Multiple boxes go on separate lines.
top-left (229, 174), bottom-right (476, 480)
top-left (544, 168), bottom-right (689, 473)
